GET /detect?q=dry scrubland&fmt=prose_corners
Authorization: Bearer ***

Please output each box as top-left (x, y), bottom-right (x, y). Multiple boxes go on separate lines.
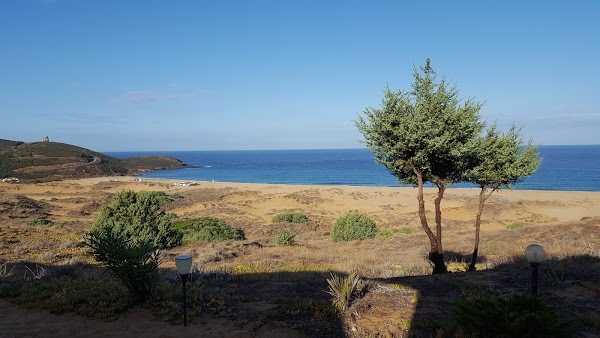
top-left (1, 177), bottom-right (599, 337)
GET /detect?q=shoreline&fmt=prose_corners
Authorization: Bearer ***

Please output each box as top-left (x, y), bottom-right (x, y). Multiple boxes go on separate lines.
top-left (59, 175), bottom-right (600, 196)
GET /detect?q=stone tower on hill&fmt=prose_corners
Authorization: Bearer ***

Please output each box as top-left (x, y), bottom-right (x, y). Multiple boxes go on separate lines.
top-left (42, 136), bottom-right (49, 142)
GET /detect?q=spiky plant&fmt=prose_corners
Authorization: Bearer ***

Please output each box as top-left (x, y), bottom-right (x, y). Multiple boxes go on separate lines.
top-left (326, 273), bottom-right (369, 311)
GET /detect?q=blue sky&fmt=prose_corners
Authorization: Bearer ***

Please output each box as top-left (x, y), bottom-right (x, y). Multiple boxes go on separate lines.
top-left (1, 1), bottom-right (599, 151)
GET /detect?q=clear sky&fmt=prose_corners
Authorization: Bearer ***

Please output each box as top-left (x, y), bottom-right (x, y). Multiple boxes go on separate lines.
top-left (1, 1), bottom-right (599, 151)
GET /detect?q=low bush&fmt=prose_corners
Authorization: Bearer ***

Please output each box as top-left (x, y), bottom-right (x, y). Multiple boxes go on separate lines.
top-left (398, 226), bottom-right (412, 234)
top-left (376, 229), bottom-right (392, 238)
top-left (27, 219), bottom-right (53, 226)
top-left (86, 228), bottom-right (160, 302)
top-left (150, 279), bottom-right (228, 323)
top-left (331, 213), bottom-right (377, 242)
top-left (452, 293), bottom-right (573, 337)
top-left (507, 222), bottom-right (525, 230)
top-left (274, 230), bottom-right (296, 246)
top-left (272, 212), bottom-right (309, 223)
top-left (173, 217), bottom-right (243, 243)
top-left (0, 276), bottom-right (129, 319)
top-left (91, 190), bottom-right (182, 249)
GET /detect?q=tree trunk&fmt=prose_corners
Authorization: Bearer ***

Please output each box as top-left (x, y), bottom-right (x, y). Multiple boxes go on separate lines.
top-left (468, 185), bottom-right (488, 271)
top-left (432, 185), bottom-right (448, 273)
top-left (414, 171), bottom-right (447, 274)
top-left (415, 171), bottom-right (437, 253)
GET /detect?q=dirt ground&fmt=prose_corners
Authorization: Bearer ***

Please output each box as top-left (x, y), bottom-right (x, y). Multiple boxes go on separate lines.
top-left (1, 177), bottom-right (599, 337)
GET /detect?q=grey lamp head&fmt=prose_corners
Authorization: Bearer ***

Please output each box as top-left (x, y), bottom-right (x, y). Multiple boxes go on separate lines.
top-left (175, 255), bottom-right (193, 275)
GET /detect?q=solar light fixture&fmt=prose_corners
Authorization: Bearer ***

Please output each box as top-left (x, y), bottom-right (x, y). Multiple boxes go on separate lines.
top-left (175, 254), bottom-right (193, 326)
top-left (524, 244), bottom-right (545, 296)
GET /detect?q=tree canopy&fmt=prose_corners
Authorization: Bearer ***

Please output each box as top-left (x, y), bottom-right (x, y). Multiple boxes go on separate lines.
top-left (465, 124), bottom-right (541, 191)
top-left (355, 59), bottom-right (484, 188)
top-left (90, 190), bottom-right (182, 249)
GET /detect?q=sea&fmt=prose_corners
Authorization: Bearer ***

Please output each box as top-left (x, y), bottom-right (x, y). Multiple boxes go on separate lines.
top-left (106, 145), bottom-right (600, 192)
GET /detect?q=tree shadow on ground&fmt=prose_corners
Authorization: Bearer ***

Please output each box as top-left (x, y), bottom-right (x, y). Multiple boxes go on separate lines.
top-left (0, 260), bottom-right (346, 337)
top-left (364, 253), bottom-right (600, 337)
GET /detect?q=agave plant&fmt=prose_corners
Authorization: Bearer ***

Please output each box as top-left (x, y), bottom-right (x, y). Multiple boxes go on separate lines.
top-left (326, 272), bottom-right (369, 311)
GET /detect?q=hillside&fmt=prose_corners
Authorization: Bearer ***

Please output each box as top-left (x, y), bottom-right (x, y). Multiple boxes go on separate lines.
top-left (0, 139), bottom-right (186, 182)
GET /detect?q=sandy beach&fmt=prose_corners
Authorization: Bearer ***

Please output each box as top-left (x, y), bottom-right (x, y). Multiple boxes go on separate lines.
top-left (1, 177), bottom-right (599, 336)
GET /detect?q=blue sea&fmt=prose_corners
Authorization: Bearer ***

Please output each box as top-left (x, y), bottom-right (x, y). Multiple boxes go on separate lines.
top-left (106, 145), bottom-right (600, 192)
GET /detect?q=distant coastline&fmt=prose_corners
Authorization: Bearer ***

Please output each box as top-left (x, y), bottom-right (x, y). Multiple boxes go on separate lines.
top-left (0, 139), bottom-right (187, 182)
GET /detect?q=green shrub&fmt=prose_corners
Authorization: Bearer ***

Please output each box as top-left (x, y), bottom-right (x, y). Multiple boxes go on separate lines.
top-left (331, 213), bottom-right (377, 242)
top-left (0, 276), bottom-right (129, 319)
top-left (507, 222), bottom-right (525, 230)
top-left (151, 279), bottom-right (229, 323)
top-left (27, 219), bottom-right (53, 226)
top-left (452, 293), bottom-right (573, 337)
top-left (90, 190), bottom-right (182, 249)
top-left (376, 229), bottom-right (392, 238)
top-left (398, 226), bottom-right (412, 234)
top-left (173, 217), bottom-right (243, 243)
top-left (274, 230), bottom-right (296, 246)
top-left (272, 212), bottom-right (309, 223)
top-left (86, 228), bottom-right (160, 302)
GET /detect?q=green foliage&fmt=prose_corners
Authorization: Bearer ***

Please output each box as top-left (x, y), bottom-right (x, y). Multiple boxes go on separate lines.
top-left (506, 222), bottom-right (525, 230)
top-left (398, 227), bottom-right (412, 234)
top-left (274, 230), bottom-right (296, 246)
top-left (452, 293), bottom-right (573, 337)
top-left (465, 125), bottom-right (541, 190)
top-left (91, 190), bottom-right (182, 249)
top-left (173, 217), bottom-right (243, 243)
top-left (0, 276), bottom-right (130, 319)
top-left (331, 213), bottom-right (377, 242)
top-left (120, 156), bottom-right (184, 171)
top-left (326, 273), bottom-right (369, 311)
top-left (355, 59), bottom-right (485, 273)
top-left (376, 229), bottom-right (392, 238)
top-left (355, 59), bottom-right (484, 187)
top-left (0, 139), bottom-right (183, 182)
top-left (150, 279), bottom-right (229, 322)
top-left (86, 227), bottom-right (160, 302)
top-left (274, 296), bottom-right (337, 330)
top-left (0, 272), bottom-right (227, 323)
top-left (272, 212), bottom-right (309, 223)
top-left (27, 218), bottom-right (54, 226)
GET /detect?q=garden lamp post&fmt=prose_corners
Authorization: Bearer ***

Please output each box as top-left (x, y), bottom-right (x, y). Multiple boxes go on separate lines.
top-left (524, 244), bottom-right (545, 296)
top-left (175, 254), bottom-right (193, 326)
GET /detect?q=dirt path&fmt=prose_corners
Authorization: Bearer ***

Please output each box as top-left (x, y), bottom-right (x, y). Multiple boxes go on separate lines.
top-left (0, 300), bottom-right (306, 338)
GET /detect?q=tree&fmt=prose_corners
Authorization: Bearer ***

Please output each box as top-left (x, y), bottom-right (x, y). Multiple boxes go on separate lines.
top-left (355, 59), bottom-right (484, 273)
top-left (86, 190), bottom-right (182, 301)
top-left (90, 190), bottom-right (182, 249)
top-left (464, 125), bottom-right (541, 271)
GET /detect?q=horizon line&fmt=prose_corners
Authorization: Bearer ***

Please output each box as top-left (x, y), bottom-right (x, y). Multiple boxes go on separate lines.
top-left (101, 144), bottom-right (600, 153)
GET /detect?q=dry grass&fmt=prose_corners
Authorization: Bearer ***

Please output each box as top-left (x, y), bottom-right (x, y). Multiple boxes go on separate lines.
top-left (0, 179), bottom-right (599, 337)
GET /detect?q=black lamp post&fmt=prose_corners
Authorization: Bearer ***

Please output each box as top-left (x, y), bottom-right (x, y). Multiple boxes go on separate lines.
top-left (175, 254), bottom-right (193, 326)
top-left (524, 244), bottom-right (545, 296)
